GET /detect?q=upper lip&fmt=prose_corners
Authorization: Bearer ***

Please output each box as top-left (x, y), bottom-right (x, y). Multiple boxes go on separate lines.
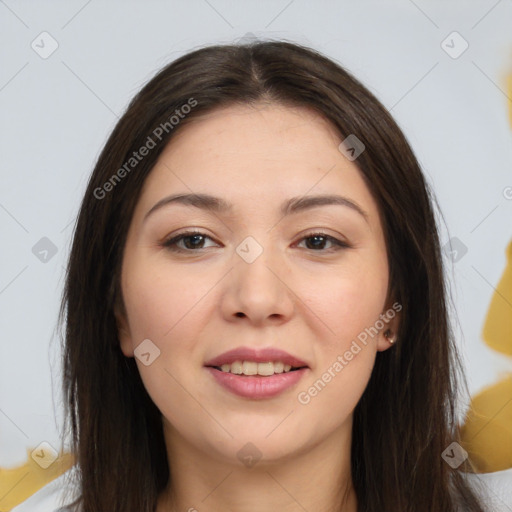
top-left (204, 347), bottom-right (309, 368)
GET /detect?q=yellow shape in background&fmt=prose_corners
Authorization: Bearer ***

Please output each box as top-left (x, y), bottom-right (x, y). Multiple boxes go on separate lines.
top-left (459, 71), bottom-right (512, 472)
top-left (0, 449), bottom-right (74, 512)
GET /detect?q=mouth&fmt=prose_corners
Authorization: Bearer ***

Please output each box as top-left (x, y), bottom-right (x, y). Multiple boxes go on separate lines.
top-left (203, 347), bottom-right (310, 398)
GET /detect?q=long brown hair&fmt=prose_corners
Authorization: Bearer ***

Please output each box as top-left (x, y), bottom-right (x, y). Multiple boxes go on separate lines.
top-left (58, 40), bottom-right (486, 511)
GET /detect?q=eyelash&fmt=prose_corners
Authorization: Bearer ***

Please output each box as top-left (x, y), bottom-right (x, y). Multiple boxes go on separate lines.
top-left (161, 230), bottom-right (351, 253)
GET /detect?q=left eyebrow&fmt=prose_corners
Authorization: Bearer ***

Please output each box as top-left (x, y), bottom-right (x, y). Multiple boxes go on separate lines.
top-left (143, 193), bottom-right (369, 224)
top-left (282, 194), bottom-right (369, 222)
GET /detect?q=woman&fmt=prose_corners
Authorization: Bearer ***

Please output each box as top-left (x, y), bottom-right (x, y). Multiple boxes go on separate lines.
top-left (12, 40), bottom-right (512, 511)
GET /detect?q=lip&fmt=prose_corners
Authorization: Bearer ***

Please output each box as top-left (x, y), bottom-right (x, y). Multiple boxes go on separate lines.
top-left (205, 366), bottom-right (309, 399)
top-left (203, 346), bottom-right (309, 368)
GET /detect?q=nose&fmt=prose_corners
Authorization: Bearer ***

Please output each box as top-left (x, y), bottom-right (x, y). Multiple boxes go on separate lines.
top-left (220, 245), bottom-right (295, 326)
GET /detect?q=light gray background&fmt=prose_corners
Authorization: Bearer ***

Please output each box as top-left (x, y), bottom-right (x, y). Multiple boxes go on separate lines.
top-left (1, 0), bottom-right (511, 467)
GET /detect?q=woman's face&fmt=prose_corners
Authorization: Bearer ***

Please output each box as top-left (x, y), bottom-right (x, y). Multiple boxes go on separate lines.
top-left (117, 103), bottom-right (399, 466)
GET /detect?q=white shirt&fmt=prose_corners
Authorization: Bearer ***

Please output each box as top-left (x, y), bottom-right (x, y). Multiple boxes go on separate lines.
top-left (10, 467), bottom-right (512, 511)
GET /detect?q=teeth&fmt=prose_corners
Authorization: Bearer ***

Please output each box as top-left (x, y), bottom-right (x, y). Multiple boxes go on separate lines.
top-left (217, 361), bottom-right (296, 376)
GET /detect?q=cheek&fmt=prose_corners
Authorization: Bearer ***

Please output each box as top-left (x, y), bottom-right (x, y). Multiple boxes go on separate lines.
top-left (121, 256), bottom-right (215, 344)
top-left (300, 254), bottom-right (389, 344)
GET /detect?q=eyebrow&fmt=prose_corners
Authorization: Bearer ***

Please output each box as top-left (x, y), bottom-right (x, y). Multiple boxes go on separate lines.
top-left (143, 193), bottom-right (369, 223)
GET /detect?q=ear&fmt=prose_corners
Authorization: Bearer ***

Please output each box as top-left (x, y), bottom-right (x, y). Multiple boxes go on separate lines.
top-left (114, 301), bottom-right (134, 358)
top-left (376, 299), bottom-right (402, 352)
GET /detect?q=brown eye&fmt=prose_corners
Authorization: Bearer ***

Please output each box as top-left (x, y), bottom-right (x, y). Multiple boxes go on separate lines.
top-left (297, 232), bottom-right (350, 252)
top-left (162, 231), bottom-right (217, 252)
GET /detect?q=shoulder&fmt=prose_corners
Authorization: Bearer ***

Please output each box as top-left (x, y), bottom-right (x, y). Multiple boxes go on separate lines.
top-left (463, 467), bottom-right (512, 512)
top-left (10, 468), bottom-right (79, 512)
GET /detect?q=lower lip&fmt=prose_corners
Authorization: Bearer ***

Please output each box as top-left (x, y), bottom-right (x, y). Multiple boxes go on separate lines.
top-left (205, 367), bottom-right (308, 399)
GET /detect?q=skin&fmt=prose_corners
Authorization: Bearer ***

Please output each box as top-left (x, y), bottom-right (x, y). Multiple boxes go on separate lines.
top-left (116, 102), bottom-right (401, 512)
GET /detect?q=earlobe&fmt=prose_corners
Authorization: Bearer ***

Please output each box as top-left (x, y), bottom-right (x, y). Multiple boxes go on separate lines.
top-left (376, 301), bottom-right (401, 352)
top-left (377, 325), bottom-right (399, 352)
top-left (383, 329), bottom-right (397, 345)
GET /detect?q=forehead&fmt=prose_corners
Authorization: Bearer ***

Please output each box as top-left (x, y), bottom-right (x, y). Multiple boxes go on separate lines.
top-left (162, 102), bottom-right (343, 165)
top-left (134, 103), bottom-right (381, 226)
